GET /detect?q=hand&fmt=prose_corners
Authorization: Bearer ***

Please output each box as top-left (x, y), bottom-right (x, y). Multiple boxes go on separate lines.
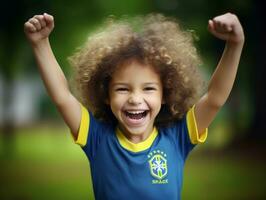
top-left (24, 13), bottom-right (54, 45)
top-left (208, 13), bottom-right (244, 44)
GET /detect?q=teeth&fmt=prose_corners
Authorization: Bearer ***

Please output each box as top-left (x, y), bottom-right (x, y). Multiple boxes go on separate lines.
top-left (125, 110), bottom-right (147, 120)
top-left (126, 111), bottom-right (145, 114)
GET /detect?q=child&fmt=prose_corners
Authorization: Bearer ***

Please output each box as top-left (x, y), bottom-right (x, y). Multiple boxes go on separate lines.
top-left (24, 12), bottom-right (244, 200)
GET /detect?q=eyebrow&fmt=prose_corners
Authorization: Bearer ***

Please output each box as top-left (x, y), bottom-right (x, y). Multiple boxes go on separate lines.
top-left (111, 82), bottom-right (160, 86)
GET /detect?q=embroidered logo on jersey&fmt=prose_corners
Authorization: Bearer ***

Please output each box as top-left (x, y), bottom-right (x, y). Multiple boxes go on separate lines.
top-left (148, 150), bottom-right (168, 184)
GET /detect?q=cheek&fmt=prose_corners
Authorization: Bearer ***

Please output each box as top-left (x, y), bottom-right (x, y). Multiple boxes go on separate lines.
top-left (147, 94), bottom-right (163, 110)
top-left (110, 94), bottom-right (125, 111)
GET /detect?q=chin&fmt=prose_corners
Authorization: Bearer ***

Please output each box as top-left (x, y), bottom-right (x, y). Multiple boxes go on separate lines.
top-left (121, 119), bottom-right (153, 136)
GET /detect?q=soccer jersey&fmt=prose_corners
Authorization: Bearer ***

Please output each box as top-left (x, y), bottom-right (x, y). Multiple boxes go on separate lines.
top-left (75, 105), bottom-right (207, 200)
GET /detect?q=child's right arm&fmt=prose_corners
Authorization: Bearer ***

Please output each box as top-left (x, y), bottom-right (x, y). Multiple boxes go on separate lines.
top-left (24, 13), bottom-right (81, 138)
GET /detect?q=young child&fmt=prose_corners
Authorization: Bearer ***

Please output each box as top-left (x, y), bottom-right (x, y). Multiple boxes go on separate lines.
top-left (24, 12), bottom-right (244, 200)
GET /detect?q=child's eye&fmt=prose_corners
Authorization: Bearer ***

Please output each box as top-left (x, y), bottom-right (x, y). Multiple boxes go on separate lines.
top-left (116, 88), bottom-right (129, 92)
top-left (144, 87), bottom-right (156, 91)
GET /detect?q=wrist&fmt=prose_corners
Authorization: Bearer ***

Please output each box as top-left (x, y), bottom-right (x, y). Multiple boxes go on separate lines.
top-left (226, 37), bottom-right (245, 49)
top-left (30, 38), bottom-right (50, 50)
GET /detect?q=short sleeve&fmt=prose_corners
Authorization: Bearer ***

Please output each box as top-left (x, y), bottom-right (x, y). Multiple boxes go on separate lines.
top-left (73, 104), bottom-right (107, 161)
top-left (186, 105), bottom-right (208, 145)
top-left (75, 104), bottom-right (90, 147)
top-left (172, 105), bottom-right (208, 160)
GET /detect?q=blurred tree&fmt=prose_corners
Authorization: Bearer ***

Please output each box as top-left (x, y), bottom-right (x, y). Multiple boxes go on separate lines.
top-left (248, 0), bottom-right (266, 141)
top-left (0, 1), bottom-right (28, 157)
top-left (0, 0), bottom-right (261, 154)
top-left (0, 0), bottom-right (52, 156)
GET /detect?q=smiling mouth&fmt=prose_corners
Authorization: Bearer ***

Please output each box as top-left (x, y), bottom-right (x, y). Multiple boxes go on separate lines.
top-left (124, 110), bottom-right (148, 120)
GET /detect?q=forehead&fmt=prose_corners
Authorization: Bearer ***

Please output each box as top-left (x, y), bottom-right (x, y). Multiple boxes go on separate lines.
top-left (111, 59), bottom-right (161, 83)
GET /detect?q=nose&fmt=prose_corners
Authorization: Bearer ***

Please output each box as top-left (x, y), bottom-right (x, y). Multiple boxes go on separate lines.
top-left (128, 92), bottom-right (143, 105)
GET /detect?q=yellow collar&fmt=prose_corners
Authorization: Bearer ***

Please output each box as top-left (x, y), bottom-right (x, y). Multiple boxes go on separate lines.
top-left (116, 127), bottom-right (158, 152)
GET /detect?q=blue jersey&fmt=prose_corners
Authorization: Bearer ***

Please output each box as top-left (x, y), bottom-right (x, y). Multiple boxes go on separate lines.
top-left (75, 105), bottom-right (207, 200)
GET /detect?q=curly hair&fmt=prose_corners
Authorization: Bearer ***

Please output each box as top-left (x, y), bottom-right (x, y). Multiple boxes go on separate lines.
top-left (68, 13), bottom-right (205, 126)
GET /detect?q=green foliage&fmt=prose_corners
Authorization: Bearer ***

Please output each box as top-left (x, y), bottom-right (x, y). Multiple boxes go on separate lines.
top-left (0, 0), bottom-right (257, 144)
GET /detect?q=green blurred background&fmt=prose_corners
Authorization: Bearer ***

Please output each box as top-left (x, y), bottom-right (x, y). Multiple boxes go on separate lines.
top-left (1, 0), bottom-right (265, 199)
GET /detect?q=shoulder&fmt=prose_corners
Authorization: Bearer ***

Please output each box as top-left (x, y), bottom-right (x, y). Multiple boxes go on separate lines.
top-left (158, 117), bottom-right (186, 140)
top-left (75, 104), bottom-right (114, 147)
top-left (159, 105), bottom-right (208, 145)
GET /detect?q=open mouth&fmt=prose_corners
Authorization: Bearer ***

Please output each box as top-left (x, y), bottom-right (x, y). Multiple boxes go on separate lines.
top-left (124, 110), bottom-right (148, 120)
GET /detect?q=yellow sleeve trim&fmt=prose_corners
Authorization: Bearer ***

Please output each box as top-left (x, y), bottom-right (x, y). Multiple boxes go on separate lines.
top-left (186, 105), bottom-right (208, 145)
top-left (75, 104), bottom-right (90, 147)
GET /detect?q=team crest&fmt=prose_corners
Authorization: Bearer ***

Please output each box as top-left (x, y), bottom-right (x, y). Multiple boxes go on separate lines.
top-left (148, 150), bottom-right (168, 180)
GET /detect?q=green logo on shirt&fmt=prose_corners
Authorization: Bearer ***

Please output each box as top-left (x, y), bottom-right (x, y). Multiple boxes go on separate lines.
top-left (148, 150), bottom-right (168, 181)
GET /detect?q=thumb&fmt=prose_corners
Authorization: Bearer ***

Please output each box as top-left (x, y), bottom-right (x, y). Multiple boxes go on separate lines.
top-left (207, 20), bottom-right (214, 31)
top-left (43, 13), bottom-right (54, 28)
top-left (207, 20), bottom-right (217, 35)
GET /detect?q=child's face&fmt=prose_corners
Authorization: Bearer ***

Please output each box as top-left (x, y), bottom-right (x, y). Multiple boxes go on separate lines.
top-left (108, 59), bottom-right (163, 141)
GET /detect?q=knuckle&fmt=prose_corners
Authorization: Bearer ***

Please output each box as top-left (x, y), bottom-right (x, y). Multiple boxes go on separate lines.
top-left (30, 18), bottom-right (37, 23)
top-left (228, 13), bottom-right (237, 20)
top-left (213, 17), bottom-right (218, 21)
top-left (36, 15), bottom-right (44, 19)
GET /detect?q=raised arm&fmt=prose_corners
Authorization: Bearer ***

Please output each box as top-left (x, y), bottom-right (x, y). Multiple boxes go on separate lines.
top-left (24, 13), bottom-right (81, 138)
top-left (194, 13), bottom-right (245, 135)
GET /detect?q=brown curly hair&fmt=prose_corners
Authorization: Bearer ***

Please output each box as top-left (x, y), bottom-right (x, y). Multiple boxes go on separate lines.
top-left (69, 13), bottom-right (205, 126)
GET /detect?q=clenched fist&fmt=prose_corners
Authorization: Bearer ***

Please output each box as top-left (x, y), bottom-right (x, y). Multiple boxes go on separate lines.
top-left (208, 13), bottom-right (244, 44)
top-left (24, 13), bottom-right (54, 45)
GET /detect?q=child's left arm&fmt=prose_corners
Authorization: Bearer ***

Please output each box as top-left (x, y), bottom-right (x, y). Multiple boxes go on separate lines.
top-left (194, 13), bottom-right (245, 135)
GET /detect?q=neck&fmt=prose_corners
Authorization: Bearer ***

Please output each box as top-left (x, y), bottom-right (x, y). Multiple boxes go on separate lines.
top-left (127, 134), bottom-right (150, 144)
top-left (118, 126), bottom-right (155, 144)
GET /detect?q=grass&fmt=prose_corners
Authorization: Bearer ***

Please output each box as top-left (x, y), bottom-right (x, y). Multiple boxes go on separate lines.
top-left (183, 154), bottom-right (266, 199)
top-left (0, 125), bottom-right (265, 200)
top-left (0, 125), bottom-right (94, 200)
